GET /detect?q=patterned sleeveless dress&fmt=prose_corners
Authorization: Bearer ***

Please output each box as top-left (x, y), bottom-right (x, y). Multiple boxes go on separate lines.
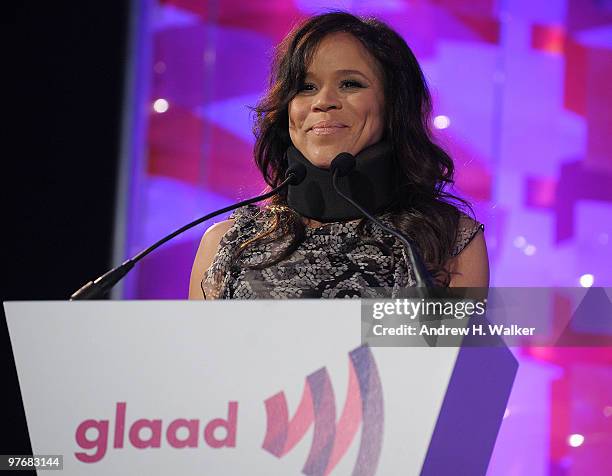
top-left (201, 205), bottom-right (483, 299)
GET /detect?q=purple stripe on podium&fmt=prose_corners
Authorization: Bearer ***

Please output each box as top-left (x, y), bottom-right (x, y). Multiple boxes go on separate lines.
top-left (350, 345), bottom-right (384, 476)
top-left (420, 340), bottom-right (518, 476)
top-left (302, 368), bottom-right (336, 476)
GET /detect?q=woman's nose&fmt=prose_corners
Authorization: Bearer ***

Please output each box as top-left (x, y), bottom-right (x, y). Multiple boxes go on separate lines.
top-left (311, 87), bottom-right (341, 112)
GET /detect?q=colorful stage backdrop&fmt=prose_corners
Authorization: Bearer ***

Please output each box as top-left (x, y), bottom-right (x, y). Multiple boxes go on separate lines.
top-left (112, 1), bottom-right (612, 475)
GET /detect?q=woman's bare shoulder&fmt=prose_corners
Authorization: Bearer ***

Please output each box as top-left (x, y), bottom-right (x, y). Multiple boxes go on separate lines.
top-left (201, 219), bottom-right (235, 246)
top-left (188, 219), bottom-right (235, 299)
top-left (448, 227), bottom-right (489, 288)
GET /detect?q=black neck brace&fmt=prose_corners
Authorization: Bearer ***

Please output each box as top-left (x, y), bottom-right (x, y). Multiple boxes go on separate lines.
top-left (286, 142), bottom-right (396, 222)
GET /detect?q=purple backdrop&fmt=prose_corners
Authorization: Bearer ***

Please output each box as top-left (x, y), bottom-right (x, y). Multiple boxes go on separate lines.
top-left (116, 1), bottom-right (612, 474)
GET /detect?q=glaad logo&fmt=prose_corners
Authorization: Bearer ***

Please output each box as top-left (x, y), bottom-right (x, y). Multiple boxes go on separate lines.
top-left (262, 345), bottom-right (384, 476)
top-left (74, 402), bottom-right (238, 463)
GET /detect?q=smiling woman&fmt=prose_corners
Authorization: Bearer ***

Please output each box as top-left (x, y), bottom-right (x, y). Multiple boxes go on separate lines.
top-left (288, 32), bottom-right (385, 168)
top-left (189, 11), bottom-right (488, 300)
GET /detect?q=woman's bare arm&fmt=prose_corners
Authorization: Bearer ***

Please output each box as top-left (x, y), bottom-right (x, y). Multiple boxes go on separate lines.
top-left (188, 220), bottom-right (234, 299)
top-left (447, 231), bottom-right (489, 288)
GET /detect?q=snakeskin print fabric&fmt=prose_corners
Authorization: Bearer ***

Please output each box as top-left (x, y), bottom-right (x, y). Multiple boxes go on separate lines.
top-left (201, 205), bottom-right (483, 299)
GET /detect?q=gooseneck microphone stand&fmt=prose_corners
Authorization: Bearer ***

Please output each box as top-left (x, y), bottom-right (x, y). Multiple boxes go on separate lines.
top-left (70, 165), bottom-right (306, 300)
top-left (330, 153), bottom-right (439, 346)
top-left (330, 153), bottom-right (435, 288)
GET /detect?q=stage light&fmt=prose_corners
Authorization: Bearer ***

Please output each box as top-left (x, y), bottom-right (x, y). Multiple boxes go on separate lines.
top-left (568, 434), bottom-right (584, 448)
top-left (154, 61), bottom-right (166, 74)
top-left (603, 406), bottom-right (612, 418)
top-left (204, 49), bottom-right (216, 65)
top-left (579, 274), bottom-right (594, 288)
top-left (433, 115), bottom-right (450, 129)
top-left (503, 408), bottom-right (510, 419)
top-left (493, 71), bottom-right (506, 83)
top-left (153, 98), bottom-right (169, 113)
top-left (524, 244), bottom-right (536, 256)
top-left (513, 236), bottom-right (526, 248)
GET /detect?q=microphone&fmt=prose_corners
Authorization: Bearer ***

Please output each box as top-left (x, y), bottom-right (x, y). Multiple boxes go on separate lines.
top-left (330, 153), bottom-right (435, 288)
top-left (286, 162), bottom-right (307, 185)
top-left (70, 164), bottom-right (307, 300)
top-left (329, 152), bottom-right (356, 177)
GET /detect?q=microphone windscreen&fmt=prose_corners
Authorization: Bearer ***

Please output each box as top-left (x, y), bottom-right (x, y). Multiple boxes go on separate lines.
top-left (285, 163), bottom-right (307, 185)
top-left (330, 152), bottom-right (356, 177)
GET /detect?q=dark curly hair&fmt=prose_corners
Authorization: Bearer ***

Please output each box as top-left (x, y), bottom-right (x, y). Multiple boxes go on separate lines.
top-left (239, 11), bottom-right (471, 285)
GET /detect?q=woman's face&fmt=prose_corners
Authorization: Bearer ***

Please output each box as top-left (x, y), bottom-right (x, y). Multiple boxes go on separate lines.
top-left (288, 32), bottom-right (385, 168)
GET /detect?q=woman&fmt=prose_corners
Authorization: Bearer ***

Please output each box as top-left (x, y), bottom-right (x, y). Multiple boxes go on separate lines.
top-left (189, 12), bottom-right (488, 299)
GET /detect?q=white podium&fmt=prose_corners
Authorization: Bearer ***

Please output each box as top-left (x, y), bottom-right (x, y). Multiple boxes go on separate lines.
top-left (4, 300), bottom-right (517, 475)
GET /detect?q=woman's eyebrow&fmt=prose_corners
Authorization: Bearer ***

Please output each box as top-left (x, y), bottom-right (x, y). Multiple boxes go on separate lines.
top-left (335, 69), bottom-right (369, 78)
top-left (304, 69), bottom-right (371, 80)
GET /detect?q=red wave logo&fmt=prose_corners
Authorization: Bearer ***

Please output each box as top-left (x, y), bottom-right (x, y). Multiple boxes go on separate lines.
top-left (262, 345), bottom-right (384, 475)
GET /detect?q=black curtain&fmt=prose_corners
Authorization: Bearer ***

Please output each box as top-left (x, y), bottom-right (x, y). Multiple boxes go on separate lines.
top-left (2, 1), bottom-right (128, 470)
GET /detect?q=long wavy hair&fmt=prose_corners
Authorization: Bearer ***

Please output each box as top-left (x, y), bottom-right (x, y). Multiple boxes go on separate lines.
top-left (239, 11), bottom-right (470, 286)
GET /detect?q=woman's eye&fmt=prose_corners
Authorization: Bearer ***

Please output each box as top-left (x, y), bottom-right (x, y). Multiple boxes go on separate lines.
top-left (341, 80), bottom-right (364, 89)
top-left (298, 83), bottom-right (316, 92)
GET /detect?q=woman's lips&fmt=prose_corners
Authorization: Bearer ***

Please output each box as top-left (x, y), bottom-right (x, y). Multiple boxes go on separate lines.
top-left (311, 126), bottom-right (347, 135)
top-left (309, 122), bottom-right (348, 136)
